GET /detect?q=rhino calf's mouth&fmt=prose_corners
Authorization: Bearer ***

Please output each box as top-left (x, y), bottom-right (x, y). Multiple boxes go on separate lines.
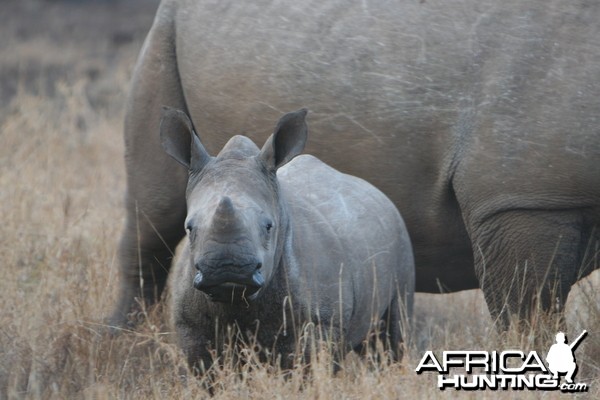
top-left (193, 270), bottom-right (264, 303)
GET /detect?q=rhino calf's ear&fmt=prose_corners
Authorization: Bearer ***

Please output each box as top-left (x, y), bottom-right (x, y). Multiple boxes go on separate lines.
top-left (259, 108), bottom-right (308, 171)
top-left (160, 106), bottom-right (211, 170)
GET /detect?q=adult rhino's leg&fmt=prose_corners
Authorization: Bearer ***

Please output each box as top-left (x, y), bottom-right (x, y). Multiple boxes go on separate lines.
top-left (109, 3), bottom-right (188, 328)
top-left (469, 210), bottom-right (583, 329)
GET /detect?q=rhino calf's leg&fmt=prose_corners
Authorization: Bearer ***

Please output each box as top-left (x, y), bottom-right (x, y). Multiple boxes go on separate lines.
top-left (175, 319), bottom-right (214, 374)
top-left (353, 295), bottom-right (405, 363)
top-left (381, 295), bottom-right (404, 362)
top-left (470, 209), bottom-right (583, 329)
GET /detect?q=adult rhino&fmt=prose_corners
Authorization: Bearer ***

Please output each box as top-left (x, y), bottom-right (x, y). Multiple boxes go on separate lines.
top-left (163, 108), bottom-right (414, 368)
top-left (111, 0), bottom-right (600, 329)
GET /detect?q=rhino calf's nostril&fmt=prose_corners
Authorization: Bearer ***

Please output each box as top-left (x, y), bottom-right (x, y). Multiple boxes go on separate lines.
top-left (255, 262), bottom-right (262, 270)
top-left (193, 271), bottom-right (204, 289)
top-left (251, 270), bottom-right (265, 287)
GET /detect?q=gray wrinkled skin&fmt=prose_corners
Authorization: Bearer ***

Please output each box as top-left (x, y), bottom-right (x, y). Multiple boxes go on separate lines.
top-left (111, 0), bottom-right (600, 328)
top-left (163, 109), bottom-right (414, 369)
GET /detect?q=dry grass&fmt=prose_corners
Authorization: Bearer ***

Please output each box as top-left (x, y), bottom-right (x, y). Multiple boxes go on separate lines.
top-left (1, 1), bottom-right (598, 399)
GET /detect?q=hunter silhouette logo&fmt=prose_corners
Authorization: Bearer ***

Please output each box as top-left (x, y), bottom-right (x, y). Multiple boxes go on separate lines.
top-left (546, 330), bottom-right (587, 384)
top-left (415, 330), bottom-right (589, 392)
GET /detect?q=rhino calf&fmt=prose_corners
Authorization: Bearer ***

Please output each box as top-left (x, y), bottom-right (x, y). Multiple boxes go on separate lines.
top-left (162, 108), bottom-right (414, 369)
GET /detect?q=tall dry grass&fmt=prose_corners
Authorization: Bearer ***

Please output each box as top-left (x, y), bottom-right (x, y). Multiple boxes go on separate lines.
top-left (1, 1), bottom-right (598, 399)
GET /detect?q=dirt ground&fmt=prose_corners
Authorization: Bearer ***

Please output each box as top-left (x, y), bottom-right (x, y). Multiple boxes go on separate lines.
top-left (1, 0), bottom-right (598, 398)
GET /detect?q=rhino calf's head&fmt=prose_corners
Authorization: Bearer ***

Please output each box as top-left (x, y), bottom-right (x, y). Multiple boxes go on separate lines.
top-left (160, 107), bottom-right (307, 303)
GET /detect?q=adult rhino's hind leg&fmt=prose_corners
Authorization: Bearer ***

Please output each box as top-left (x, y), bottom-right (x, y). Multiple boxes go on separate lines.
top-left (470, 209), bottom-right (583, 330)
top-left (111, 207), bottom-right (186, 328)
top-left (108, 3), bottom-right (188, 328)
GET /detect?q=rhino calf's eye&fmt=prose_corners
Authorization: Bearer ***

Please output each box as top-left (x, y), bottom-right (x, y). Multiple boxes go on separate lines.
top-left (266, 222), bottom-right (273, 232)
